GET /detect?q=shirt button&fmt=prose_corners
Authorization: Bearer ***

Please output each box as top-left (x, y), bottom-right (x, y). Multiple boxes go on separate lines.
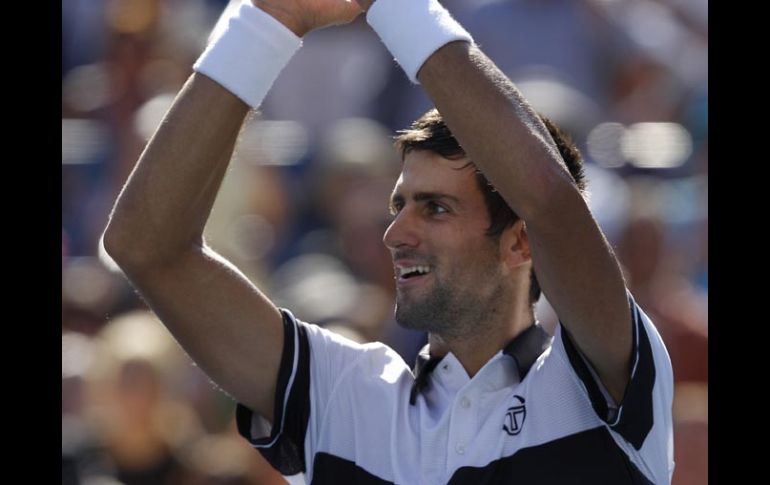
top-left (442, 363), bottom-right (450, 372)
top-left (460, 397), bottom-right (471, 408)
top-left (455, 442), bottom-right (466, 454)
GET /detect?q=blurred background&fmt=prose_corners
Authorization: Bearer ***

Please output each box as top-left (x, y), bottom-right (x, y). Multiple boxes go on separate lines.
top-left (62, 0), bottom-right (707, 483)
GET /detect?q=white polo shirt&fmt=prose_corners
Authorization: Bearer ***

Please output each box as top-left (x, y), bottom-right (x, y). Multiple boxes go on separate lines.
top-left (237, 292), bottom-right (674, 484)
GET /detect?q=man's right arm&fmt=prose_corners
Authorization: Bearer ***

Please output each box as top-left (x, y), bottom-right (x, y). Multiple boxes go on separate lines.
top-left (103, 0), bottom-right (361, 423)
top-left (103, 73), bottom-right (285, 421)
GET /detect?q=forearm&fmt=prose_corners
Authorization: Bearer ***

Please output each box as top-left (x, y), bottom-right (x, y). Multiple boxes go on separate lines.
top-left (419, 42), bottom-right (631, 398)
top-left (417, 42), bottom-right (578, 222)
top-left (104, 73), bottom-right (250, 267)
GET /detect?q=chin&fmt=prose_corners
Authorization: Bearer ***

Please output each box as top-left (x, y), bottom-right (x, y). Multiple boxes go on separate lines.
top-left (394, 302), bottom-right (435, 333)
top-left (394, 302), bottom-right (417, 328)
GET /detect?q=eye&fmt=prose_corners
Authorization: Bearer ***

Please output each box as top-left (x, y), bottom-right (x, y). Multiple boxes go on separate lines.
top-left (389, 200), bottom-right (404, 216)
top-left (427, 201), bottom-right (449, 215)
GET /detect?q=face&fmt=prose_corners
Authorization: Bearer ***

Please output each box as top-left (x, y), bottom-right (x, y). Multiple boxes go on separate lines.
top-left (383, 150), bottom-right (510, 338)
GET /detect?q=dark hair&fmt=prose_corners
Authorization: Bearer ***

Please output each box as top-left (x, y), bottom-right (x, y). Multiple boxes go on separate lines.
top-left (394, 108), bottom-right (586, 306)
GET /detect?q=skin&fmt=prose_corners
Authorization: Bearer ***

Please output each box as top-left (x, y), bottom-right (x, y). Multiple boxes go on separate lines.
top-left (252, 0), bottom-right (362, 37)
top-left (103, 0), bottom-right (632, 432)
top-left (385, 150), bottom-right (534, 376)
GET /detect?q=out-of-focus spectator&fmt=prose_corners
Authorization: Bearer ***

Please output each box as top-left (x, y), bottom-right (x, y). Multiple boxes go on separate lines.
top-left (615, 206), bottom-right (707, 485)
top-left (616, 197), bottom-right (707, 384)
top-left (77, 308), bottom-right (290, 485)
top-left (178, 418), bottom-right (288, 484)
top-left (85, 311), bottom-right (202, 485)
top-left (63, 331), bottom-right (104, 485)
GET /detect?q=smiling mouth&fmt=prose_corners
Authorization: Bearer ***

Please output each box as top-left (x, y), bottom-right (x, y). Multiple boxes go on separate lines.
top-left (395, 265), bottom-right (432, 285)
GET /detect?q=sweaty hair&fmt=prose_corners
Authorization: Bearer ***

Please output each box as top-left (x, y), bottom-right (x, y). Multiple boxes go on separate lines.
top-left (393, 108), bottom-right (586, 306)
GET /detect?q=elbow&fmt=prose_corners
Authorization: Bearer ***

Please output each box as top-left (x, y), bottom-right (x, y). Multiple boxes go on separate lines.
top-left (101, 219), bottom-right (161, 272)
top-left (102, 219), bottom-right (202, 272)
top-left (101, 220), bottom-right (122, 260)
top-left (101, 221), bottom-right (141, 270)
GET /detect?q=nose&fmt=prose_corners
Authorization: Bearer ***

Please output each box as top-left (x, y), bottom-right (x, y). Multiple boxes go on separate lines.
top-left (383, 209), bottom-right (420, 250)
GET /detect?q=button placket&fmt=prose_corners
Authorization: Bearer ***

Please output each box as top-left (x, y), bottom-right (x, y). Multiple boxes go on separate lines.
top-left (449, 390), bottom-right (477, 471)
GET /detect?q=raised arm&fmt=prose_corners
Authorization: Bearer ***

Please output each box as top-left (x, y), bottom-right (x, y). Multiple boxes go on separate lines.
top-left (102, 0), bottom-right (360, 421)
top-left (418, 42), bottom-right (632, 402)
top-left (359, 0), bottom-right (631, 401)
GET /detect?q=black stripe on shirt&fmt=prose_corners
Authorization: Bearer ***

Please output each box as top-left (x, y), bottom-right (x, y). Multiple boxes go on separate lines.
top-left (236, 309), bottom-right (311, 475)
top-left (561, 292), bottom-right (655, 449)
top-left (609, 297), bottom-right (656, 449)
top-left (311, 453), bottom-right (392, 485)
top-left (447, 426), bottom-right (654, 485)
top-left (307, 427), bottom-right (653, 485)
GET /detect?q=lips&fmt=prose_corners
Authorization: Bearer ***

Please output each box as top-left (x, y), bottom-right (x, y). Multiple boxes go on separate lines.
top-left (393, 260), bottom-right (433, 288)
top-left (395, 271), bottom-right (431, 288)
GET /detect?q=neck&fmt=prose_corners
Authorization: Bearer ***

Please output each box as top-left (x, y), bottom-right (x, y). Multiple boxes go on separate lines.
top-left (428, 288), bottom-right (534, 378)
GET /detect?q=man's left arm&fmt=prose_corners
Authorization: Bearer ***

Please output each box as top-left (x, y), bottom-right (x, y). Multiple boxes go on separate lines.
top-left (422, 42), bottom-right (631, 402)
top-left (358, 0), bottom-right (631, 402)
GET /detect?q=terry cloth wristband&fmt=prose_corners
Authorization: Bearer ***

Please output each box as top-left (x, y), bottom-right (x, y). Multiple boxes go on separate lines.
top-left (193, 0), bottom-right (302, 108)
top-left (367, 0), bottom-right (473, 84)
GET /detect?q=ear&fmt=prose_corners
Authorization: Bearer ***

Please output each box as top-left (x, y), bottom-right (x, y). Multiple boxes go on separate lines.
top-left (499, 219), bottom-right (531, 271)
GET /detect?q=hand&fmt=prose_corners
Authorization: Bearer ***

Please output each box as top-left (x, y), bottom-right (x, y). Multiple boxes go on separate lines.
top-left (352, 0), bottom-right (375, 11)
top-left (253, 0), bottom-right (363, 37)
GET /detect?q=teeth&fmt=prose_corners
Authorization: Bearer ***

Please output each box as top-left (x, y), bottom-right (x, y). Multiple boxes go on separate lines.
top-left (398, 265), bottom-right (431, 277)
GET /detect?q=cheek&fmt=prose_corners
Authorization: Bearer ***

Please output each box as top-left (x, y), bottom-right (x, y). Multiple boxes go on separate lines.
top-left (437, 233), bottom-right (501, 273)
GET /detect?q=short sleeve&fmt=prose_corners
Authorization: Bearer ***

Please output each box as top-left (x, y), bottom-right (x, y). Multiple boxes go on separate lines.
top-left (235, 309), bottom-right (369, 475)
top-left (558, 291), bottom-right (674, 450)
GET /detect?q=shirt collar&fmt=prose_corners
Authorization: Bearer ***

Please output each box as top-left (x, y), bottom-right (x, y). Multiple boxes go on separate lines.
top-left (409, 323), bottom-right (551, 405)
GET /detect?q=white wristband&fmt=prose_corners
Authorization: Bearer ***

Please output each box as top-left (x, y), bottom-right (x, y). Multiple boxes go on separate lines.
top-left (193, 0), bottom-right (302, 108)
top-left (367, 0), bottom-right (473, 84)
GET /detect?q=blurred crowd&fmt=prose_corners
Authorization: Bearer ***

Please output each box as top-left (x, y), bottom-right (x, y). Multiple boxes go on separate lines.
top-left (62, 0), bottom-right (707, 484)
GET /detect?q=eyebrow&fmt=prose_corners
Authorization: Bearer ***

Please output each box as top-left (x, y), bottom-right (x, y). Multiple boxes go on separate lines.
top-left (389, 191), bottom-right (461, 209)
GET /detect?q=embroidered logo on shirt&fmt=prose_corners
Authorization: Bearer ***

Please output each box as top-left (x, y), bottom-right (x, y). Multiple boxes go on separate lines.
top-left (503, 395), bottom-right (526, 436)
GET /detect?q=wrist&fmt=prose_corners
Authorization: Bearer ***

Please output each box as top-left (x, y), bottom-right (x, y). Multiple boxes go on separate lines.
top-left (366, 0), bottom-right (473, 84)
top-left (193, 0), bottom-right (302, 108)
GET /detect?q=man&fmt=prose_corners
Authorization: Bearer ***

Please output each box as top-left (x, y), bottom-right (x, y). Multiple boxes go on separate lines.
top-left (103, 0), bottom-right (674, 483)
